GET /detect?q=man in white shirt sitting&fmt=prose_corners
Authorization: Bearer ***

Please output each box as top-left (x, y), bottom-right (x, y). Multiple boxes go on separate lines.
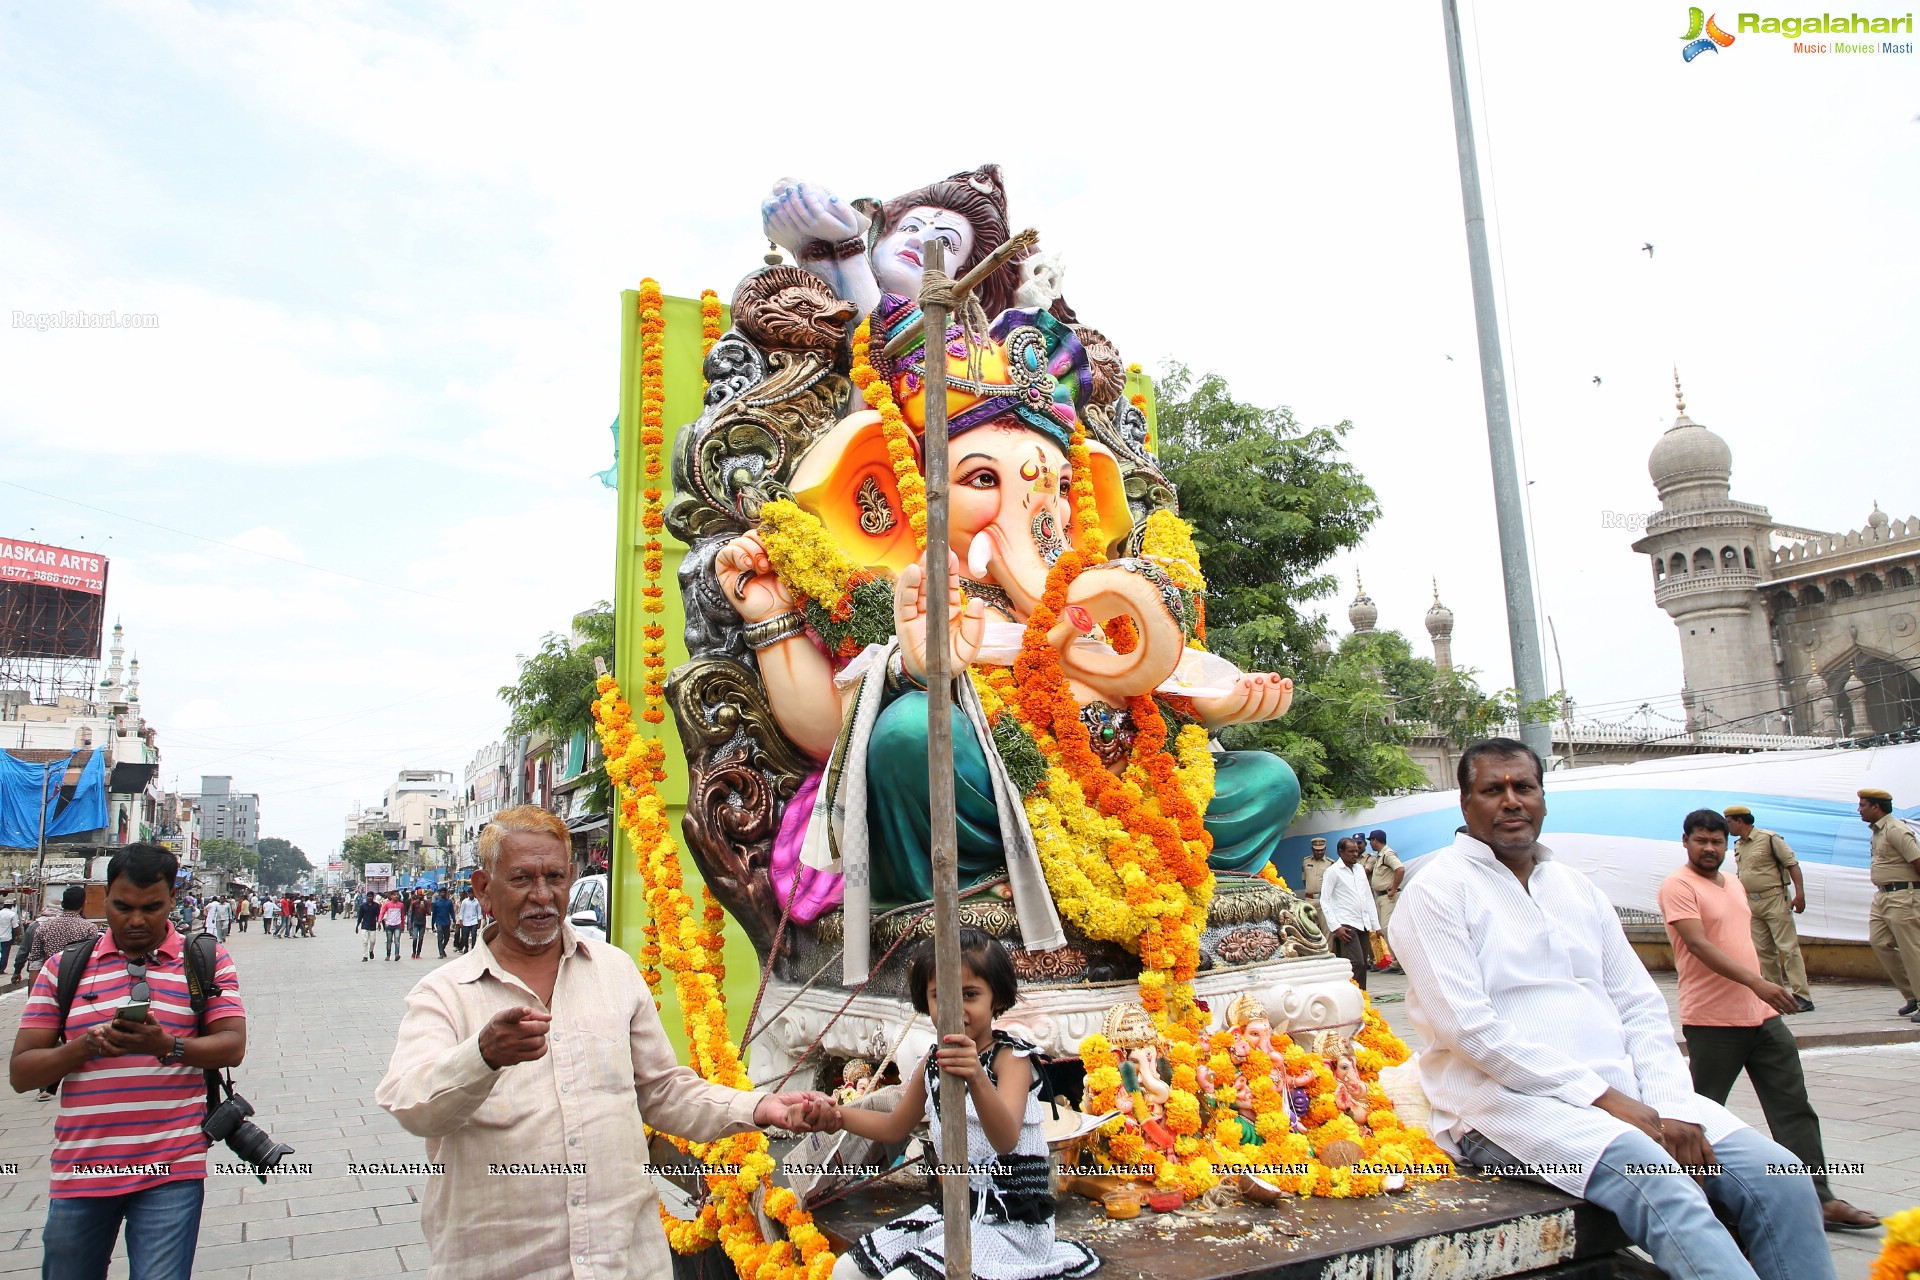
top-left (1388, 737), bottom-right (1831, 1280)
top-left (1319, 835), bottom-right (1380, 990)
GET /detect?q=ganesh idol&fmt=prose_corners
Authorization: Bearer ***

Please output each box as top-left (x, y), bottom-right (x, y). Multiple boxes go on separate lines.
top-left (698, 177), bottom-right (1301, 956)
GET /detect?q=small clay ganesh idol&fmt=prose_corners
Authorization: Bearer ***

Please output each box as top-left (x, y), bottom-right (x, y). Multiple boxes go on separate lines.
top-left (1104, 1004), bottom-right (1177, 1156)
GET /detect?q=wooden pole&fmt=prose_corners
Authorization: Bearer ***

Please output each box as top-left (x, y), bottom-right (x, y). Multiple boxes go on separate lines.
top-left (882, 229), bottom-right (1039, 360)
top-left (918, 237), bottom-right (972, 1280)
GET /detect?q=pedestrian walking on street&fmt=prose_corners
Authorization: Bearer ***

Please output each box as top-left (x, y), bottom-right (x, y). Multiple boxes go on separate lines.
top-left (23, 886), bottom-right (99, 990)
top-left (1321, 836), bottom-right (1380, 990)
top-left (375, 804), bottom-right (835, 1280)
top-left (1725, 804), bottom-right (1813, 1011)
top-left (0, 897), bottom-right (18, 977)
top-left (430, 888), bottom-right (453, 958)
top-left (9, 844), bottom-right (250, 1280)
top-left (356, 890), bottom-right (381, 961)
top-left (204, 896), bottom-right (231, 944)
top-left (1860, 787), bottom-right (1920, 1022)
top-left (1658, 808), bottom-right (1879, 1231)
top-left (381, 893), bottom-right (405, 960)
top-left (455, 889), bottom-right (481, 953)
top-left (407, 890), bottom-right (428, 958)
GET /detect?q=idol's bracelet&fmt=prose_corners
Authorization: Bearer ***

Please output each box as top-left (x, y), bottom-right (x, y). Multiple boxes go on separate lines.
top-left (745, 610), bottom-right (807, 651)
top-left (798, 236), bottom-right (868, 264)
top-left (886, 650), bottom-right (930, 696)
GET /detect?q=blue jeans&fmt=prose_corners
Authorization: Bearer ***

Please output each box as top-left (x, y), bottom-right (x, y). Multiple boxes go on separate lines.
top-left (41, 1179), bottom-right (204, 1280)
top-left (1458, 1125), bottom-right (1832, 1280)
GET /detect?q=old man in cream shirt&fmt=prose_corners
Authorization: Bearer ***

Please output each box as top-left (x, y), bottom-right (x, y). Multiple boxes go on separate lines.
top-left (377, 806), bottom-right (832, 1280)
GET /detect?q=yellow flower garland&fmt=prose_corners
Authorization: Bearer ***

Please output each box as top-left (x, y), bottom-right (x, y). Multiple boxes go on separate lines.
top-left (1873, 1206), bottom-right (1920, 1280)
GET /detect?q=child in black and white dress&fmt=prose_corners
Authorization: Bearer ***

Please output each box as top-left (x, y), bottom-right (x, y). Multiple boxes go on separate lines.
top-left (828, 928), bottom-right (1099, 1280)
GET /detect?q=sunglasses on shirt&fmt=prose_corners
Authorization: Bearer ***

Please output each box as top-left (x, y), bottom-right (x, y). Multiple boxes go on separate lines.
top-left (115, 959), bottom-right (152, 1024)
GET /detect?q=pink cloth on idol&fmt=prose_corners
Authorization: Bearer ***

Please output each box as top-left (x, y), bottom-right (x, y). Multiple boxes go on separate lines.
top-left (768, 771), bottom-right (843, 924)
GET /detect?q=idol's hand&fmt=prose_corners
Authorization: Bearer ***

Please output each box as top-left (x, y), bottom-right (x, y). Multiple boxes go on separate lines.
top-left (1192, 673), bottom-right (1293, 728)
top-left (714, 531), bottom-right (799, 625)
top-left (762, 178), bottom-right (870, 256)
top-left (895, 552), bottom-right (988, 684)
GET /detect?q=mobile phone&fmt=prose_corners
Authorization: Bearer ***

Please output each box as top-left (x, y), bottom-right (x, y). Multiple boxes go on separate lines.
top-left (115, 1001), bottom-right (151, 1024)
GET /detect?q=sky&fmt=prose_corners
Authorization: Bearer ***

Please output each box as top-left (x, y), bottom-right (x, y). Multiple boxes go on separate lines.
top-left (2, 1), bottom-right (1913, 866)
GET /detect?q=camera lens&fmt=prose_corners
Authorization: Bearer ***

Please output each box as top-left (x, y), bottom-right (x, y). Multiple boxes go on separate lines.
top-left (225, 1121), bottom-right (296, 1172)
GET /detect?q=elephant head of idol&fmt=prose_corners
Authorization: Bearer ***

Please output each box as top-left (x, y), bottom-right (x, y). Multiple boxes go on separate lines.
top-left (792, 299), bottom-right (1187, 701)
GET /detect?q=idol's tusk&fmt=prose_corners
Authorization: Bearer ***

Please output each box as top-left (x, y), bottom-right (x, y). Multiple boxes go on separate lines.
top-left (967, 535), bottom-right (993, 580)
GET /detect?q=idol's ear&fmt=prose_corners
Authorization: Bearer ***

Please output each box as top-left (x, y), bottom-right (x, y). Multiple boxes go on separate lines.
top-left (788, 410), bottom-right (921, 574)
top-left (1083, 438), bottom-right (1135, 558)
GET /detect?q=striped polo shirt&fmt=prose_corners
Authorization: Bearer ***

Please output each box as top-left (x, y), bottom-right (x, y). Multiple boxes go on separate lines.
top-left (21, 924), bottom-right (245, 1198)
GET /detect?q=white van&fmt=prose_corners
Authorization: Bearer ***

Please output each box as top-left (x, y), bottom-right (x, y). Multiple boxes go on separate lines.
top-left (567, 873), bottom-right (609, 942)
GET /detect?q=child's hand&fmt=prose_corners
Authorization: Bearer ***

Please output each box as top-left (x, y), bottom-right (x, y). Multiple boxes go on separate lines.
top-left (934, 1034), bottom-right (983, 1082)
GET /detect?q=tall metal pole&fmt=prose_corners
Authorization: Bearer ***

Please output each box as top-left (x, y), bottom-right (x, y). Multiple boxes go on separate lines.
top-left (1441, 0), bottom-right (1552, 761)
top-left (917, 237), bottom-right (972, 1279)
top-left (32, 761), bottom-right (54, 904)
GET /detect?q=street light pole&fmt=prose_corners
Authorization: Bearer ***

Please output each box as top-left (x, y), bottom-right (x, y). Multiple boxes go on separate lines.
top-left (31, 760), bottom-right (54, 907)
top-left (1440, 0), bottom-right (1553, 761)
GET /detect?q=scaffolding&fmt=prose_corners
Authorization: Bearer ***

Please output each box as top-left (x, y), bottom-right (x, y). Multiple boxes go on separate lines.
top-left (0, 580), bottom-right (106, 708)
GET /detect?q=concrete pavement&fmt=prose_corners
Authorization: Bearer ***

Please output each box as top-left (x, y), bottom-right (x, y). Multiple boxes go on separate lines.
top-left (0, 913), bottom-right (445, 1278)
top-left (1, 918), bottom-right (1914, 1277)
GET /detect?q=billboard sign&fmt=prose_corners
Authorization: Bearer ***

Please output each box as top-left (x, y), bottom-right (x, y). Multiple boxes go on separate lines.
top-left (0, 538), bottom-right (107, 594)
top-left (363, 862), bottom-right (392, 878)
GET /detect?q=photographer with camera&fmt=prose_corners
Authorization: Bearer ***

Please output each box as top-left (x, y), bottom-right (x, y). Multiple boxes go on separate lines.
top-left (9, 844), bottom-right (255, 1279)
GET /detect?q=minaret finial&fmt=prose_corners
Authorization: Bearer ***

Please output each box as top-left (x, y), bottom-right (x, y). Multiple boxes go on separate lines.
top-left (1432, 576), bottom-right (1441, 605)
top-left (1673, 366), bottom-right (1686, 414)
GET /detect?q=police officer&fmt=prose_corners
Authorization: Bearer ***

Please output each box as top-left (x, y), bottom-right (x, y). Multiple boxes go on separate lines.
top-left (1299, 837), bottom-right (1335, 899)
top-left (1726, 804), bottom-right (1814, 1012)
top-left (1860, 787), bottom-right (1920, 1023)
top-left (1365, 829), bottom-right (1404, 930)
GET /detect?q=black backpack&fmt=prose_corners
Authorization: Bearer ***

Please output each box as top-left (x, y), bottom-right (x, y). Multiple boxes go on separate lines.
top-left (50, 931), bottom-right (228, 1108)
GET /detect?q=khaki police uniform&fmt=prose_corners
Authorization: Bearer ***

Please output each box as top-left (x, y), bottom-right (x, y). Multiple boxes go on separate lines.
top-left (1868, 813), bottom-right (1920, 1002)
top-left (1735, 827), bottom-right (1810, 1000)
top-left (1299, 852), bottom-right (1335, 899)
top-left (1365, 846), bottom-right (1404, 934)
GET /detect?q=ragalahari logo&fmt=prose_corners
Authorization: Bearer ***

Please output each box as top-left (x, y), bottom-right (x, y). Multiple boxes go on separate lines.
top-left (1681, 7), bottom-right (1738, 58)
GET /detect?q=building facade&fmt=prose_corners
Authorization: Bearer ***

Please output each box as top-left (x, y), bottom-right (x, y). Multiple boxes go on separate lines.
top-left (1632, 378), bottom-right (1919, 737)
top-left (186, 775), bottom-right (260, 848)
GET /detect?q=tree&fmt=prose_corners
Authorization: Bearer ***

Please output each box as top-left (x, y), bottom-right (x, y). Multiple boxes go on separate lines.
top-left (255, 837), bottom-right (312, 890)
top-left (342, 832), bottom-right (391, 873)
top-left (1155, 363), bottom-right (1380, 674)
top-left (199, 837), bottom-right (257, 876)
top-left (1154, 364), bottom-right (1555, 808)
top-left (499, 602), bottom-right (614, 814)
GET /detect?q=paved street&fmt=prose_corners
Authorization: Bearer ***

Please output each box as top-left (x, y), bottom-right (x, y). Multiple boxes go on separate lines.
top-left (1, 920), bottom-right (1916, 1277)
top-left (0, 914), bottom-right (446, 1278)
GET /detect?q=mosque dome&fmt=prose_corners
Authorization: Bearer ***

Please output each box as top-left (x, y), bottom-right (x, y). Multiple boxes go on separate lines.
top-left (1425, 581), bottom-right (1454, 638)
top-left (1869, 502), bottom-right (1890, 532)
top-left (1648, 373), bottom-right (1731, 500)
top-left (1348, 574), bottom-right (1378, 634)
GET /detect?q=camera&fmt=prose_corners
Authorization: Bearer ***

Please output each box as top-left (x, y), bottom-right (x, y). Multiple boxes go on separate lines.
top-left (203, 1093), bottom-right (295, 1182)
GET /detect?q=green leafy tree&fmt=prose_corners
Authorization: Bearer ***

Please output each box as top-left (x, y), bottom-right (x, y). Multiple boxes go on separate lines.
top-left (255, 837), bottom-right (312, 890)
top-left (341, 831), bottom-right (391, 873)
top-left (198, 837), bottom-right (257, 876)
top-left (499, 602), bottom-right (613, 814)
top-left (1154, 364), bottom-right (1554, 808)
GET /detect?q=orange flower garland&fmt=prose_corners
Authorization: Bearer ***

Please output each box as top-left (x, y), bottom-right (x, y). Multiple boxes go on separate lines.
top-left (849, 318), bottom-right (929, 550)
top-left (700, 289), bottom-right (723, 356)
top-left (592, 282), bottom-right (836, 1280)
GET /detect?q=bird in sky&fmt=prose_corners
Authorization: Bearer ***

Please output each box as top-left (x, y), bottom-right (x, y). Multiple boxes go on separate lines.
top-left (1642, 243), bottom-right (1654, 257)
top-left (1444, 354), bottom-right (1454, 361)
top-left (1593, 375), bottom-right (1603, 385)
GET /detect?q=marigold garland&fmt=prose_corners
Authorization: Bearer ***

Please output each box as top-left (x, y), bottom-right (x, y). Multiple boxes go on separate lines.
top-left (1872, 1206), bottom-right (1920, 1280)
top-left (594, 283), bottom-right (835, 1280)
top-left (849, 317), bottom-right (929, 550)
top-left (700, 289), bottom-right (723, 356)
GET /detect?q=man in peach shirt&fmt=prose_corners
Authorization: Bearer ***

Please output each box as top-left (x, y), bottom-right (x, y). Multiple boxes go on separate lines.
top-left (377, 805), bottom-right (833, 1279)
top-left (1658, 808), bottom-right (1877, 1232)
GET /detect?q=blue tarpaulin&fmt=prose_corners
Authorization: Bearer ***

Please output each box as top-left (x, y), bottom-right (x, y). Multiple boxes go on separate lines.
top-left (0, 748), bottom-right (108, 848)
